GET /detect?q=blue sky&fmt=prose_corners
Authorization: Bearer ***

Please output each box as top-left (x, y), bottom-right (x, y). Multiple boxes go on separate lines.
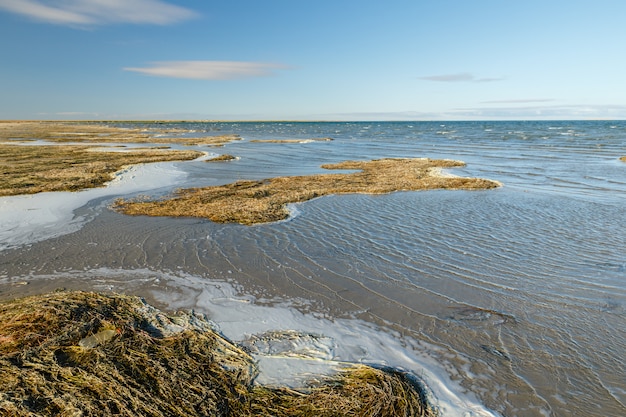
top-left (1, 0), bottom-right (625, 120)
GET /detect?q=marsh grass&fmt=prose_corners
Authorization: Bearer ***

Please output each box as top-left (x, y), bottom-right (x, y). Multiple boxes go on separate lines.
top-left (251, 365), bottom-right (434, 417)
top-left (115, 158), bottom-right (500, 225)
top-left (0, 291), bottom-right (435, 417)
top-left (0, 143), bottom-right (203, 196)
top-left (0, 121), bottom-right (246, 196)
top-left (0, 121), bottom-right (241, 146)
top-left (207, 154), bottom-right (237, 162)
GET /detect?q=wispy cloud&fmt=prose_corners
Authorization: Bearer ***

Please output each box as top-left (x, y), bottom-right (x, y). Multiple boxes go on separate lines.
top-left (124, 61), bottom-right (290, 80)
top-left (0, 0), bottom-right (197, 26)
top-left (418, 72), bottom-right (503, 83)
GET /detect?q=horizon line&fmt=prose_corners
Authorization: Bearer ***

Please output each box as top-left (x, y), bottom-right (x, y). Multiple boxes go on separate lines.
top-left (2, 118), bottom-right (625, 123)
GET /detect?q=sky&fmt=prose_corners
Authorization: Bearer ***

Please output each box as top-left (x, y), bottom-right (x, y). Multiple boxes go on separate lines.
top-left (1, 0), bottom-right (625, 121)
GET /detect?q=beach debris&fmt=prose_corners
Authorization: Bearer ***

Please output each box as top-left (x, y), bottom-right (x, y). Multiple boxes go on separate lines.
top-left (78, 328), bottom-right (118, 349)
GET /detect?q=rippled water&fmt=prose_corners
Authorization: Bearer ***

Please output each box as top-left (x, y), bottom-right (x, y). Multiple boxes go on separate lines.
top-left (1, 121), bottom-right (625, 416)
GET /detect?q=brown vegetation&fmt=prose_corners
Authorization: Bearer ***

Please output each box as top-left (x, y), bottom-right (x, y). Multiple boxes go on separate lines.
top-left (0, 291), bottom-right (434, 417)
top-left (207, 154), bottom-right (238, 162)
top-left (0, 143), bottom-right (203, 196)
top-left (115, 158), bottom-right (500, 225)
top-left (0, 121), bottom-right (241, 146)
top-left (0, 121), bottom-right (247, 196)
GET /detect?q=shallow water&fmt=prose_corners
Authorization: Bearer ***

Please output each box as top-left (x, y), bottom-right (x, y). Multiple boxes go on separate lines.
top-left (1, 121), bottom-right (625, 416)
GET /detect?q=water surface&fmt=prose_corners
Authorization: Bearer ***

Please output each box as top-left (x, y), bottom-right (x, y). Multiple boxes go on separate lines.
top-left (1, 121), bottom-right (625, 416)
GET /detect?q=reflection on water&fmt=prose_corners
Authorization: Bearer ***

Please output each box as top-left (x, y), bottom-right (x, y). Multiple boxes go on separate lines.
top-left (1, 121), bottom-right (625, 416)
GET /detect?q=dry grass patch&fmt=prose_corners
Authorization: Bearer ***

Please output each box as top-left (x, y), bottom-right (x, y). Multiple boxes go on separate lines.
top-left (0, 291), bottom-right (255, 416)
top-left (0, 143), bottom-right (203, 196)
top-left (0, 121), bottom-right (241, 146)
top-left (207, 154), bottom-right (238, 162)
top-left (251, 365), bottom-right (433, 417)
top-left (0, 121), bottom-right (245, 196)
top-left (115, 158), bottom-right (500, 225)
top-left (0, 291), bottom-right (435, 417)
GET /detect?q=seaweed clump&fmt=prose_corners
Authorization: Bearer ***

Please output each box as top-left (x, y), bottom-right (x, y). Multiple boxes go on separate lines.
top-left (0, 291), bottom-right (435, 417)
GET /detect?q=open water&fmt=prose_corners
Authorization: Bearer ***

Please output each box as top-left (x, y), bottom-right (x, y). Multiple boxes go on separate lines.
top-left (1, 121), bottom-right (625, 416)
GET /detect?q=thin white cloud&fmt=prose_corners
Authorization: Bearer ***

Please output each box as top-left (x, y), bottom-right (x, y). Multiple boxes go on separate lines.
top-left (124, 61), bottom-right (290, 80)
top-left (419, 72), bottom-right (503, 83)
top-left (0, 0), bottom-right (197, 26)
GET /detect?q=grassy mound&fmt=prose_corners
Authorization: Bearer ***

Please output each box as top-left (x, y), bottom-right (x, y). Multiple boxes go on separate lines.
top-left (115, 157), bottom-right (500, 225)
top-left (0, 291), bottom-right (435, 417)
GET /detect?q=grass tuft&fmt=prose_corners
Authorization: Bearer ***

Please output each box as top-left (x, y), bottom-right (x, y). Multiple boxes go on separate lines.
top-left (0, 291), bottom-right (436, 417)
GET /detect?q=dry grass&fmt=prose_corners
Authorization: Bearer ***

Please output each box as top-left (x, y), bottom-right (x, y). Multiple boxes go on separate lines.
top-left (0, 291), bottom-right (254, 416)
top-left (0, 291), bottom-right (435, 417)
top-left (0, 121), bottom-right (247, 196)
top-left (251, 365), bottom-right (433, 417)
top-left (207, 154), bottom-right (238, 162)
top-left (0, 143), bottom-right (203, 196)
top-left (0, 121), bottom-right (241, 146)
top-left (115, 158), bottom-right (500, 225)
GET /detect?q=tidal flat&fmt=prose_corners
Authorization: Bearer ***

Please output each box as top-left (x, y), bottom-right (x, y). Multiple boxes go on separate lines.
top-left (2, 120), bottom-right (625, 417)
